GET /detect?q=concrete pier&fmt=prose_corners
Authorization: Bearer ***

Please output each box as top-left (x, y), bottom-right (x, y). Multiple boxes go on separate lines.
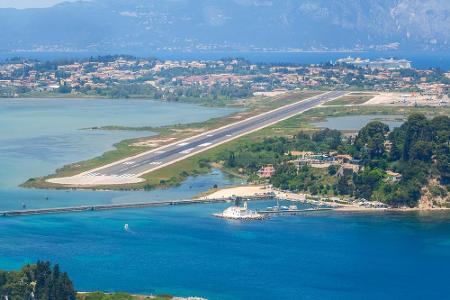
top-left (0, 196), bottom-right (270, 217)
top-left (1, 196), bottom-right (335, 218)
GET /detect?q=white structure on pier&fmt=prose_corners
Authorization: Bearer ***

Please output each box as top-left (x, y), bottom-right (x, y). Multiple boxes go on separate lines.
top-left (214, 201), bottom-right (264, 220)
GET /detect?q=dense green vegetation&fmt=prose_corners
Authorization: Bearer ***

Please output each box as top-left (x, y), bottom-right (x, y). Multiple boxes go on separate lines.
top-left (219, 113), bottom-right (450, 207)
top-left (341, 113), bottom-right (448, 206)
top-left (221, 128), bottom-right (343, 173)
top-left (0, 261), bottom-right (76, 300)
top-left (78, 82), bottom-right (253, 104)
top-left (218, 128), bottom-right (345, 195)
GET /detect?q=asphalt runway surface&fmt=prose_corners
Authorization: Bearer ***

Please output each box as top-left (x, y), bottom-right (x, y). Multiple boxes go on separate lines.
top-left (85, 91), bottom-right (347, 178)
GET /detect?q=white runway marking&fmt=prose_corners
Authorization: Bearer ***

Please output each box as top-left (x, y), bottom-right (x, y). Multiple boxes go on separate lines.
top-left (150, 162), bottom-right (162, 165)
top-left (199, 143), bottom-right (212, 147)
top-left (206, 134), bottom-right (214, 137)
top-left (122, 161), bottom-right (135, 165)
top-left (86, 173), bottom-right (103, 177)
top-left (119, 174), bottom-right (135, 178)
top-left (180, 148), bottom-right (195, 154)
top-left (155, 151), bottom-right (166, 154)
top-left (226, 134), bottom-right (232, 137)
top-left (178, 142), bottom-right (190, 146)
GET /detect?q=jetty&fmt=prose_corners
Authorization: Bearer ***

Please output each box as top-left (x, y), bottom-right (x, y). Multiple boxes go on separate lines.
top-left (0, 195), bottom-right (270, 217)
top-left (1, 194), bottom-right (337, 218)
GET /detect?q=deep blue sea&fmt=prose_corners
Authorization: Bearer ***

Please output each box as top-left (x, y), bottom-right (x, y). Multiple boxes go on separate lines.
top-left (1, 206), bottom-right (449, 300)
top-left (1, 99), bottom-right (450, 300)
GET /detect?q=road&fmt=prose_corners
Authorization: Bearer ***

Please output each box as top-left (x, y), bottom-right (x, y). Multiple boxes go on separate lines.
top-left (49, 91), bottom-right (347, 185)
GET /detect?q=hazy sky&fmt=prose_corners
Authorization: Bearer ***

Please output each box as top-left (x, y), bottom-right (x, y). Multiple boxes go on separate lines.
top-left (0, 0), bottom-right (76, 9)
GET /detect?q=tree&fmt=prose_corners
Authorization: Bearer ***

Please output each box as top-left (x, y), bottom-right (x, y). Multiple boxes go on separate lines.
top-left (312, 128), bottom-right (343, 150)
top-left (336, 175), bottom-right (353, 195)
top-left (0, 261), bottom-right (76, 300)
top-left (328, 165), bottom-right (339, 176)
top-left (436, 154), bottom-right (450, 185)
top-left (225, 151), bottom-right (236, 168)
top-left (354, 121), bottom-right (389, 160)
top-left (353, 168), bottom-right (384, 200)
top-left (402, 113), bottom-right (431, 160)
top-left (409, 141), bottom-right (433, 162)
top-left (57, 83), bottom-right (72, 94)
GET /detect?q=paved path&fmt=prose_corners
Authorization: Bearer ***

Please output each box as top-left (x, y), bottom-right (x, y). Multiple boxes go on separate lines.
top-left (49, 91), bottom-right (347, 186)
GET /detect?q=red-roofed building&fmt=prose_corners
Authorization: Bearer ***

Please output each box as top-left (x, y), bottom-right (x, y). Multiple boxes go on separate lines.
top-left (258, 165), bottom-right (276, 178)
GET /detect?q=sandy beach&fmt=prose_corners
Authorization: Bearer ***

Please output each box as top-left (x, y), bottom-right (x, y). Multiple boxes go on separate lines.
top-left (200, 185), bottom-right (273, 200)
top-left (200, 185), bottom-right (343, 207)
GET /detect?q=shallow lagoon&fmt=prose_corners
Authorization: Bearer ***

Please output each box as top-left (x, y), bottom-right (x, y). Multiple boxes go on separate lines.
top-left (1, 99), bottom-right (450, 300)
top-left (311, 114), bottom-right (405, 131)
top-left (0, 98), bottom-right (238, 209)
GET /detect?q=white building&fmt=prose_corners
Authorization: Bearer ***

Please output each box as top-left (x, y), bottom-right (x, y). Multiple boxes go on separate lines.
top-left (214, 201), bottom-right (264, 220)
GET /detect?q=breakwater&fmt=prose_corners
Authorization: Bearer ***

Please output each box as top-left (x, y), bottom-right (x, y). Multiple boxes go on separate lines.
top-left (0, 195), bottom-right (270, 217)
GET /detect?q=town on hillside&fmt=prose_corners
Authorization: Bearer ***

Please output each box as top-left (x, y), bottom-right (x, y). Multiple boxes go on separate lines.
top-left (1, 56), bottom-right (449, 104)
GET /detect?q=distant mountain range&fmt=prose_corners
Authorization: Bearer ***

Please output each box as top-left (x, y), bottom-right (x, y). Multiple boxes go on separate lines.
top-left (1, 0), bottom-right (450, 54)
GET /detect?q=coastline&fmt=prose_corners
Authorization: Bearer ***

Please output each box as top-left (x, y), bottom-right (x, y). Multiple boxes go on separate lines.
top-left (200, 185), bottom-right (450, 213)
top-left (19, 96), bottom-right (449, 194)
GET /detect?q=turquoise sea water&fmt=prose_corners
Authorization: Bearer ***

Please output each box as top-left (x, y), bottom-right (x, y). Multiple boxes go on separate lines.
top-left (1, 99), bottom-right (450, 299)
top-left (1, 206), bottom-right (449, 300)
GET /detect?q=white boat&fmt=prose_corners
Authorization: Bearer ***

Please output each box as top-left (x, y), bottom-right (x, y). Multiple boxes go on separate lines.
top-left (124, 224), bottom-right (129, 231)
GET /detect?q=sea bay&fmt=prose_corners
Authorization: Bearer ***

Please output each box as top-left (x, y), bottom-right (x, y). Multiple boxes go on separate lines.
top-left (1, 206), bottom-right (449, 300)
top-left (1, 98), bottom-right (449, 300)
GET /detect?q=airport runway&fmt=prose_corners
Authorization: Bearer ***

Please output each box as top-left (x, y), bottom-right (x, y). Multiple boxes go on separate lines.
top-left (51, 91), bottom-right (346, 185)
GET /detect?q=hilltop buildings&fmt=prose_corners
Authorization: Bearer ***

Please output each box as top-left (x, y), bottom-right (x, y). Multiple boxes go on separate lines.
top-left (0, 56), bottom-right (448, 100)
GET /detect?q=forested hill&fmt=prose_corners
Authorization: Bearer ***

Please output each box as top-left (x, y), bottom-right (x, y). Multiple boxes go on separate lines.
top-left (1, 0), bottom-right (450, 53)
top-left (219, 113), bottom-right (450, 208)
